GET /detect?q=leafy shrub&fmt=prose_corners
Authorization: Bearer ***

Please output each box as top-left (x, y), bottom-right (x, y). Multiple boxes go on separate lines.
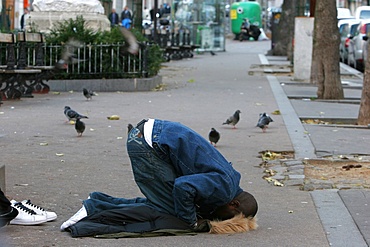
top-left (44, 16), bottom-right (163, 78)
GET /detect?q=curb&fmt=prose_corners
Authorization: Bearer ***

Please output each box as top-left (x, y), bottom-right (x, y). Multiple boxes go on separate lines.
top-left (49, 75), bottom-right (162, 92)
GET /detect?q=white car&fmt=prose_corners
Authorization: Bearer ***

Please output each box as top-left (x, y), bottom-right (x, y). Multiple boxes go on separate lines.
top-left (355, 6), bottom-right (370, 19)
top-left (337, 8), bottom-right (353, 20)
top-left (348, 19), bottom-right (370, 71)
top-left (338, 19), bottom-right (360, 64)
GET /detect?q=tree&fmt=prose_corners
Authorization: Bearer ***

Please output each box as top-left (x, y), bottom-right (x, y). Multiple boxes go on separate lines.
top-left (310, 0), bottom-right (344, 99)
top-left (270, 0), bottom-right (296, 58)
top-left (269, 0), bottom-right (305, 60)
top-left (0, 0), bottom-right (9, 31)
top-left (134, 0), bottom-right (143, 33)
top-left (358, 40), bottom-right (370, 125)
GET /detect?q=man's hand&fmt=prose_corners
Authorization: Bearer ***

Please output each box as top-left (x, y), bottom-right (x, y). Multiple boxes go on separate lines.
top-left (192, 219), bottom-right (211, 232)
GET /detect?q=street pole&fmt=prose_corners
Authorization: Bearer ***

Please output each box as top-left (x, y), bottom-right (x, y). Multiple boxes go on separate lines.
top-left (1, 0), bottom-right (6, 31)
top-left (153, 0), bottom-right (158, 43)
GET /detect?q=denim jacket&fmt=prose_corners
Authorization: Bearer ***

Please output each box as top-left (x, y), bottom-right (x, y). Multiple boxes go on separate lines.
top-left (151, 119), bottom-right (243, 225)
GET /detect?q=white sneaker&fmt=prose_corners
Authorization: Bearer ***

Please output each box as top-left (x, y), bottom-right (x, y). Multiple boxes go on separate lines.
top-left (21, 200), bottom-right (57, 221)
top-left (60, 206), bottom-right (87, 231)
top-left (10, 202), bottom-right (48, 225)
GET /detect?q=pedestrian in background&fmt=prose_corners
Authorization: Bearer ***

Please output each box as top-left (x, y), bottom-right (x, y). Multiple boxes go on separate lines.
top-left (20, 8), bottom-right (30, 30)
top-left (121, 6), bottom-right (132, 29)
top-left (108, 8), bottom-right (119, 27)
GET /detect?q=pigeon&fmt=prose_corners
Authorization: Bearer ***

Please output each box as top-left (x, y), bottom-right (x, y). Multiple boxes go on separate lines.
top-left (55, 38), bottom-right (83, 70)
top-left (127, 123), bottom-right (134, 133)
top-left (83, 88), bottom-right (96, 100)
top-left (256, 112), bottom-right (274, 132)
top-left (210, 51), bottom-right (216, 56)
top-left (223, 110), bottom-right (241, 129)
top-left (64, 106), bottom-right (88, 122)
top-left (209, 128), bottom-right (220, 146)
top-left (119, 27), bottom-right (139, 55)
top-left (75, 118), bottom-right (86, 137)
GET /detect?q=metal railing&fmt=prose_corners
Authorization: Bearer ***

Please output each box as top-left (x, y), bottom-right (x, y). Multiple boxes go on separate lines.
top-left (0, 42), bottom-right (149, 79)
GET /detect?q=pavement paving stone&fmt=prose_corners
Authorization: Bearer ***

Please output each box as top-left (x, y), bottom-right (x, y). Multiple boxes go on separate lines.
top-left (311, 189), bottom-right (368, 247)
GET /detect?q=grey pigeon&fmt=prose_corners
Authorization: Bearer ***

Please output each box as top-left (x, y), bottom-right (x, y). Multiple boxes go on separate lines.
top-left (209, 128), bottom-right (220, 146)
top-left (127, 123), bottom-right (134, 133)
top-left (55, 38), bottom-right (83, 70)
top-left (75, 118), bottom-right (86, 137)
top-left (119, 27), bottom-right (139, 55)
top-left (64, 106), bottom-right (88, 121)
top-left (223, 110), bottom-right (241, 129)
top-left (257, 112), bottom-right (273, 132)
top-left (83, 88), bottom-right (96, 100)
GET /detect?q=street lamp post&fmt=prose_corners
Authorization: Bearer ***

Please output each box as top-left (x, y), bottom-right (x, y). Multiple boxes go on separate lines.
top-left (1, 0), bottom-right (7, 31)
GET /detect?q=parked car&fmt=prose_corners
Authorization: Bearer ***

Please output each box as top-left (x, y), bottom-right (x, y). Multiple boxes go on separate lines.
top-left (337, 7), bottom-right (353, 20)
top-left (355, 6), bottom-right (370, 19)
top-left (338, 19), bottom-right (360, 64)
top-left (348, 19), bottom-right (370, 71)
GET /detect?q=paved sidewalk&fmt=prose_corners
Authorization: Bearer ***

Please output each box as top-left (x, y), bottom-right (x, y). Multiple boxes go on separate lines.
top-left (262, 54), bottom-right (370, 247)
top-left (0, 39), bottom-right (369, 246)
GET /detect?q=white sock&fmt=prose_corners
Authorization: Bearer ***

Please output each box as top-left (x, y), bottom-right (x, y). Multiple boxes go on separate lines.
top-left (60, 206), bottom-right (87, 231)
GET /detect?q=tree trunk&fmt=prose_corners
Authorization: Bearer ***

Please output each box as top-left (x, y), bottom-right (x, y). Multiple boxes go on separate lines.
top-left (358, 40), bottom-right (370, 125)
top-left (269, 0), bottom-right (294, 56)
top-left (310, 0), bottom-right (344, 99)
top-left (134, 0), bottom-right (143, 33)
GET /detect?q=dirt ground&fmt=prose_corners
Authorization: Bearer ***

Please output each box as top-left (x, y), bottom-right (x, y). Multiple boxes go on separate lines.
top-left (304, 159), bottom-right (370, 187)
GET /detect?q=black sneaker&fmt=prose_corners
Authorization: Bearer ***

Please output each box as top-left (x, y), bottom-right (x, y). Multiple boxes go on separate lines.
top-left (0, 207), bottom-right (18, 228)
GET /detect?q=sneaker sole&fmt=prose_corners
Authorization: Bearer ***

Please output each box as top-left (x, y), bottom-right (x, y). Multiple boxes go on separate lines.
top-left (10, 218), bottom-right (49, 225)
top-left (46, 214), bottom-right (57, 221)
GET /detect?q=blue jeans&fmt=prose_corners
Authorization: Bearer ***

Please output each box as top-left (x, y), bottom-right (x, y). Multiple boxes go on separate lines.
top-left (83, 192), bottom-right (148, 215)
top-left (126, 127), bottom-right (178, 217)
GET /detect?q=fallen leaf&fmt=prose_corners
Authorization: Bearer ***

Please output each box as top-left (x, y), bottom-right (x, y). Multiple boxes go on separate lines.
top-left (107, 115), bottom-right (120, 120)
top-left (274, 180), bottom-right (284, 186)
top-left (153, 83), bottom-right (167, 91)
top-left (264, 169), bottom-right (277, 176)
top-left (271, 110), bottom-right (281, 115)
top-left (187, 79), bottom-right (195, 83)
top-left (40, 142), bottom-right (48, 146)
top-left (56, 153), bottom-right (64, 157)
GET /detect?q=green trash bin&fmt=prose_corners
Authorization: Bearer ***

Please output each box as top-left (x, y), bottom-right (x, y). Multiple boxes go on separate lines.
top-left (197, 25), bottom-right (213, 50)
top-left (230, 1), bottom-right (262, 35)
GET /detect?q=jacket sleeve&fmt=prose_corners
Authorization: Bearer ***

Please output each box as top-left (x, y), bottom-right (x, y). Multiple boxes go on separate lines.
top-left (172, 173), bottom-right (231, 226)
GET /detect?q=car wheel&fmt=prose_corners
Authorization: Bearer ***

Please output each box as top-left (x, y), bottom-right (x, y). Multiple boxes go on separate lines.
top-left (355, 60), bottom-right (363, 71)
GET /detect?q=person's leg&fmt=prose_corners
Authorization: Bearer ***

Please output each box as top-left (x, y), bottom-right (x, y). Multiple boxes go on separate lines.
top-left (84, 192), bottom-right (148, 215)
top-left (0, 188), bottom-right (18, 227)
top-left (89, 191), bottom-right (147, 205)
top-left (0, 188), bottom-right (11, 213)
top-left (127, 127), bottom-right (177, 216)
top-left (61, 192), bottom-right (148, 231)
